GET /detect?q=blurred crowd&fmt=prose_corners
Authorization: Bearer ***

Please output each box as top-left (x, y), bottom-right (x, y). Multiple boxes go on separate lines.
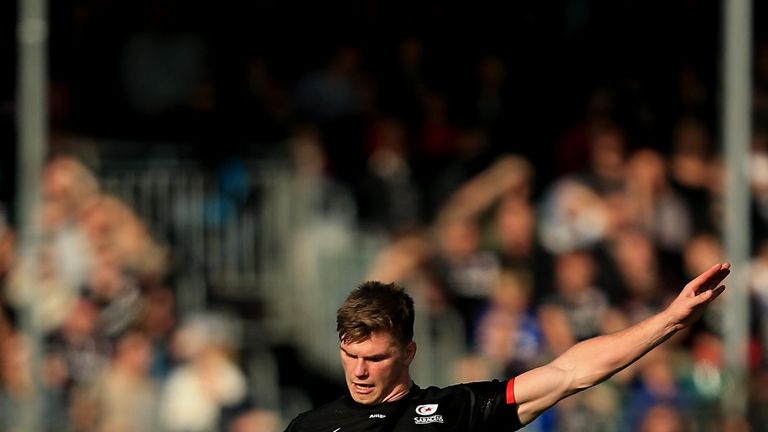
top-left (0, 155), bottom-right (279, 431)
top-left (361, 130), bottom-right (768, 431)
top-left (4, 117), bottom-right (766, 431)
top-left (4, 1), bottom-right (768, 431)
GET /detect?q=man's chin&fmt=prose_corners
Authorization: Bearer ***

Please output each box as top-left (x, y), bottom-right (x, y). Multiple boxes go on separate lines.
top-left (349, 387), bottom-right (379, 405)
top-left (352, 395), bottom-right (378, 405)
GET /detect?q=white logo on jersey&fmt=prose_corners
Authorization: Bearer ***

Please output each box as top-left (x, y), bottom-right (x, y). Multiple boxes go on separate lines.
top-left (369, 414), bottom-right (386, 419)
top-left (414, 415), bottom-right (444, 424)
top-left (414, 404), bottom-right (443, 424)
top-left (415, 404), bottom-right (439, 416)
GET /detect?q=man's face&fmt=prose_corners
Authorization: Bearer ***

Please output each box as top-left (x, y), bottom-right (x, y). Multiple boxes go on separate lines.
top-left (339, 330), bottom-right (415, 405)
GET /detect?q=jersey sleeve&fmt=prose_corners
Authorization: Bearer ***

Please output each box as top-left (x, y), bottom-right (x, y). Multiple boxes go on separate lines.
top-left (460, 378), bottom-right (523, 431)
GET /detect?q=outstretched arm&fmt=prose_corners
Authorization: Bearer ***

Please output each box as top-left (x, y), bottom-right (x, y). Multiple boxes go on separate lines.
top-left (512, 262), bottom-right (731, 426)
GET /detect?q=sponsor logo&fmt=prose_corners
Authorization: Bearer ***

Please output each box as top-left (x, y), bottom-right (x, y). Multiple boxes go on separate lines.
top-left (414, 415), bottom-right (444, 425)
top-left (415, 404), bottom-right (439, 416)
top-left (369, 414), bottom-right (386, 419)
top-left (414, 404), bottom-right (442, 424)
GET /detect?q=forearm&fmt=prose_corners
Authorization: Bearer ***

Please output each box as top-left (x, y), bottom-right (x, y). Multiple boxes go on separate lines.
top-left (552, 308), bottom-right (679, 391)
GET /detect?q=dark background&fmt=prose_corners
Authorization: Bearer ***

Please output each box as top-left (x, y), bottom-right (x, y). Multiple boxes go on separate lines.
top-left (1, 0), bottom-right (744, 218)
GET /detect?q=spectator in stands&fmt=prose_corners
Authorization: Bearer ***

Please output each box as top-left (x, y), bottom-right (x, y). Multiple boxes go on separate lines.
top-left (427, 127), bottom-right (495, 217)
top-left (95, 330), bottom-right (160, 432)
top-left (605, 227), bottom-right (669, 324)
top-left (539, 250), bottom-right (612, 356)
top-left (430, 215), bottom-right (500, 347)
top-left (357, 117), bottom-right (423, 234)
top-left (472, 269), bottom-right (544, 377)
top-left (46, 297), bottom-right (112, 393)
top-left (6, 242), bottom-right (80, 333)
top-left (579, 123), bottom-right (628, 196)
top-left (637, 403), bottom-right (685, 432)
top-left (682, 233), bottom-right (724, 281)
top-left (137, 286), bottom-right (177, 380)
top-left (668, 116), bottom-right (715, 234)
top-left (364, 229), bottom-right (441, 307)
top-left (623, 148), bottom-right (693, 254)
top-left (437, 154), bottom-right (534, 223)
top-left (432, 154), bottom-right (549, 299)
top-left (79, 194), bottom-right (168, 284)
top-left (491, 195), bottom-right (554, 302)
top-left (0, 328), bottom-right (69, 430)
top-left (85, 246), bottom-right (143, 338)
top-left (554, 88), bottom-right (618, 178)
top-left (538, 178), bottom-right (610, 254)
top-left (623, 348), bottom-right (693, 431)
top-left (160, 311), bottom-right (252, 432)
top-left (284, 124), bottom-right (357, 225)
top-left (686, 331), bottom-right (726, 427)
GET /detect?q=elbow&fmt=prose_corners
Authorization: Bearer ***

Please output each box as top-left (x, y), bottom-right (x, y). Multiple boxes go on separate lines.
top-left (571, 366), bottom-right (620, 393)
top-left (551, 362), bottom-right (590, 397)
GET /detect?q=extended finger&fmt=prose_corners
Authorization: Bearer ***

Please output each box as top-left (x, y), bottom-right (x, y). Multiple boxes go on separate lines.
top-left (709, 285), bottom-right (727, 302)
top-left (693, 265), bottom-right (731, 295)
top-left (697, 284), bottom-right (727, 305)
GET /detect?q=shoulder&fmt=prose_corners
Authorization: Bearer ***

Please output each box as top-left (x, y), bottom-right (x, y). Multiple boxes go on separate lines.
top-left (413, 380), bottom-right (522, 430)
top-left (430, 379), bottom-right (510, 399)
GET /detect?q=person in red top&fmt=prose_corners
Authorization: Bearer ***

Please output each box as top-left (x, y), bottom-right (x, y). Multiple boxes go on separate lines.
top-left (285, 263), bottom-right (730, 431)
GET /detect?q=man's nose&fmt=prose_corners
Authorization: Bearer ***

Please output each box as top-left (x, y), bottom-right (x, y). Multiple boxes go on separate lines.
top-left (354, 359), bottom-right (368, 378)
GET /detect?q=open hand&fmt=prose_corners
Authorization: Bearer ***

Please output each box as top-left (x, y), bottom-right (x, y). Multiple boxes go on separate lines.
top-left (667, 262), bottom-right (731, 330)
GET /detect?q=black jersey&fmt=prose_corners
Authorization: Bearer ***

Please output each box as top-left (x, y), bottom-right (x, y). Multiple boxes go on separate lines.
top-left (284, 379), bottom-right (522, 432)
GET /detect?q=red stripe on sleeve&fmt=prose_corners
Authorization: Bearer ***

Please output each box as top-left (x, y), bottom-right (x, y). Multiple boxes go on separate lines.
top-left (506, 378), bottom-right (516, 405)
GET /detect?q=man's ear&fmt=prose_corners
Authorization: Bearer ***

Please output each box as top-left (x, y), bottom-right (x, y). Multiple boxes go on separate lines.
top-left (403, 341), bottom-right (417, 366)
